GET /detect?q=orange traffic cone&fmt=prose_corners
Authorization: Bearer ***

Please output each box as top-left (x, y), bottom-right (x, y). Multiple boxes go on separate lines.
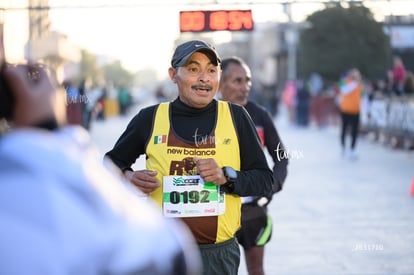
top-left (410, 178), bottom-right (414, 197)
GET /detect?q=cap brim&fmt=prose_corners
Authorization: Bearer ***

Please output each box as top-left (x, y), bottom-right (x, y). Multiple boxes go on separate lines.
top-left (174, 48), bottom-right (220, 67)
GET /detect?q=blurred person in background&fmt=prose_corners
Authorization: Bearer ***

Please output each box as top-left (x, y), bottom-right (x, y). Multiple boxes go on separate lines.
top-left (0, 63), bottom-right (201, 275)
top-left (384, 70), bottom-right (394, 97)
top-left (63, 79), bottom-right (83, 126)
top-left (155, 85), bottom-right (168, 103)
top-left (219, 56), bottom-right (288, 275)
top-left (281, 80), bottom-right (296, 125)
top-left (83, 83), bottom-right (103, 130)
top-left (295, 79), bottom-right (310, 127)
top-left (96, 86), bottom-right (107, 120)
top-left (392, 55), bottom-right (406, 96)
top-left (308, 73), bottom-right (324, 127)
top-left (338, 68), bottom-right (363, 160)
top-left (118, 86), bottom-right (132, 116)
top-left (403, 70), bottom-right (414, 95)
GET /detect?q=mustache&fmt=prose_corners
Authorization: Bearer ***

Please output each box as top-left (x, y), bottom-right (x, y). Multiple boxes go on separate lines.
top-left (191, 84), bottom-right (213, 90)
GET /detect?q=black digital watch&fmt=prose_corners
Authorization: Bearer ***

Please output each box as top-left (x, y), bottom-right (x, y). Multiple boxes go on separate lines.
top-left (222, 166), bottom-right (237, 191)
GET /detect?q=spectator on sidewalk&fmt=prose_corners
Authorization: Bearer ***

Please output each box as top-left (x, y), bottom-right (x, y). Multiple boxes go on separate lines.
top-left (0, 63), bottom-right (201, 275)
top-left (83, 84), bottom-right (103, 131)
top-left (338, 68), bottom-right (363, 160)
top-left (96, 86), bottom-right (107, 120)
top-left (282, 80), bottom-right (296, 125)
top-left (295, 79), bottom-right (310, 127)
top-left (219, 56), bottom-right (288, 275)
top-left (403, 71), bottom-right (414, 95)
top-left (118, 86), bottom-right (132, 116)
top-left (392, 55), bottom-right (406, 96)
top-left (105, 40), bottom-right (273, 275)
top-left (308, 73), bottom-right (325, 127)
top-left (63, 79), bottom-right (83, 126)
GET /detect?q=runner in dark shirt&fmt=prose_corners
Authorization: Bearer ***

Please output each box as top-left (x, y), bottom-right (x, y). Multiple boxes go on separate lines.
top-left (219, 56), bottom-right (288, 275)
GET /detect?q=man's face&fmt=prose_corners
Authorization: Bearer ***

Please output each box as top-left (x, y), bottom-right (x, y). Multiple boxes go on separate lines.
top-left (219, 62), bottom-right (251, 106)
top-left (169, 52), bottom-right (221, 109)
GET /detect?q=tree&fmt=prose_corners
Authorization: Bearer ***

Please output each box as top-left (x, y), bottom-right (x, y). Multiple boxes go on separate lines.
top-left (297, 3), bottom-right (391, 81)
top-left (102, 61), bottom-right (134, 89)
top-left (75, 50), bottom-right (135, 89)
top-left (76, 49), bottom-right (105, 87)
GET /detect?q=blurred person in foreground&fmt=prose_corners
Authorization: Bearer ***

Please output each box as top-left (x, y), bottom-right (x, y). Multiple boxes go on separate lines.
top-left (105, 40), bottom-right (273, 275)
top-left (218, 56), bottom-right (288, 275)
top-left (0, 63), bottom-right (200, 275)
top-left (338, 68), bottom-right (362, 160)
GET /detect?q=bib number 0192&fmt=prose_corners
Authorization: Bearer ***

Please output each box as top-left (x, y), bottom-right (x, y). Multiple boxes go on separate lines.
top-left (163, 175), bottom-right (224, 217)
top-left (170, 190), bottom-right (210, 204)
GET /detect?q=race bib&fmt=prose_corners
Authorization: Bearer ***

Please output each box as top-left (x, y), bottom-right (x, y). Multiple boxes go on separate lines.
top-left (163, 175), bottom-right (225, 217)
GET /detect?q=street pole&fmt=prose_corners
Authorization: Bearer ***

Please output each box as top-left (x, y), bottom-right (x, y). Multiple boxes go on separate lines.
top-left (286, 29), bottom-right (297, 82)
top-left (284, 2), bottom-right (297, 82)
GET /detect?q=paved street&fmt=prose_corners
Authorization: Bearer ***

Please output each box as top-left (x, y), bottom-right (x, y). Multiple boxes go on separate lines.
top-left (90, 101), bottom-right (414, 275)
top-left (259, 114), bottom-right (414, 275)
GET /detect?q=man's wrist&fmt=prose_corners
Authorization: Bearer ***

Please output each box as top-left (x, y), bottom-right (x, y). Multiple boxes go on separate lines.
top-left (222, 166), bottom-right (237, 192)
top-left (123, 169), bottom-right (134, 181)
top-left (223, 181), bottom-right (235, 192)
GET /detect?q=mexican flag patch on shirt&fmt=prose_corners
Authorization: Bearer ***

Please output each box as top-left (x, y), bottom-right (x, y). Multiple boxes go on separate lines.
top-left (154, 135), bottom-right (167, 144)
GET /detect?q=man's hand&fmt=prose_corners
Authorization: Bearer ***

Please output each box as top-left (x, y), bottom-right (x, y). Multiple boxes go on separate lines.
top-left (124, 169), bottom-right (161, 195)
top-left (3, 64), bottom-right (66, 128)
top-left (194, 157), bottom-right (226, 186)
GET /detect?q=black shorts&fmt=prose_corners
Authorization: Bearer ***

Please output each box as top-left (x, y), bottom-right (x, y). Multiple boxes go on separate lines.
top-left (199, 237), bottom-right (240, 275)
top-left (236, 204), bottom-right (273, 251)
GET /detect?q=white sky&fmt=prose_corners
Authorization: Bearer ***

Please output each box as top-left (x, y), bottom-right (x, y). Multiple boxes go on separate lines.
top-left (49, 3), bottom-right (181, 74)
top-left (48, 1), bottom-right (290, 74)
top-left (3, 0), bottom-right (414, 75)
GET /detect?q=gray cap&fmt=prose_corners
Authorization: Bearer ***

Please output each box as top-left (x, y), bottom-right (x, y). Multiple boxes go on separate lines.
top-left (171, 40), bottom-right (221, 68)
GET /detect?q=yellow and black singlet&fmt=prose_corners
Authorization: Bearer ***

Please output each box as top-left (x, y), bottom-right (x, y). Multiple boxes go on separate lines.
top-left (146, 101), bottom-right (241, 244)
top-left (105, 98), bottom-right (274, 244)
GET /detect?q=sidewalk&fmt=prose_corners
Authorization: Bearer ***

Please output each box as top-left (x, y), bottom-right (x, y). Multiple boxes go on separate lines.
top-left (90, 104), bottom-right (414, 275)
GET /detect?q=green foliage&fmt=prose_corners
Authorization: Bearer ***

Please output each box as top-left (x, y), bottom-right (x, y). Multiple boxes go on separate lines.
top-left (76, 49), bottom-right (134, 89)
top-left (102, 61), bottom-right (134, 89)
top-left (77, 50), bottom-right (104, 86)
top-left (297, 3), bottom-right (391, 81)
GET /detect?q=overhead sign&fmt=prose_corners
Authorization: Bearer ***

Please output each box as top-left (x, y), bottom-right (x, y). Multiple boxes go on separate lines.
top-left (180, 10), bottom-right (254, 32)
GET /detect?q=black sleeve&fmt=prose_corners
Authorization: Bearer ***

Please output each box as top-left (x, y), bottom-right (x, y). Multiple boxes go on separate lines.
top-left (104, 106), bottom-right (156, 172)
top-left (227, 103), bottom-right (273, 198)
top-left (261, 108), bottom-right (288, 193)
